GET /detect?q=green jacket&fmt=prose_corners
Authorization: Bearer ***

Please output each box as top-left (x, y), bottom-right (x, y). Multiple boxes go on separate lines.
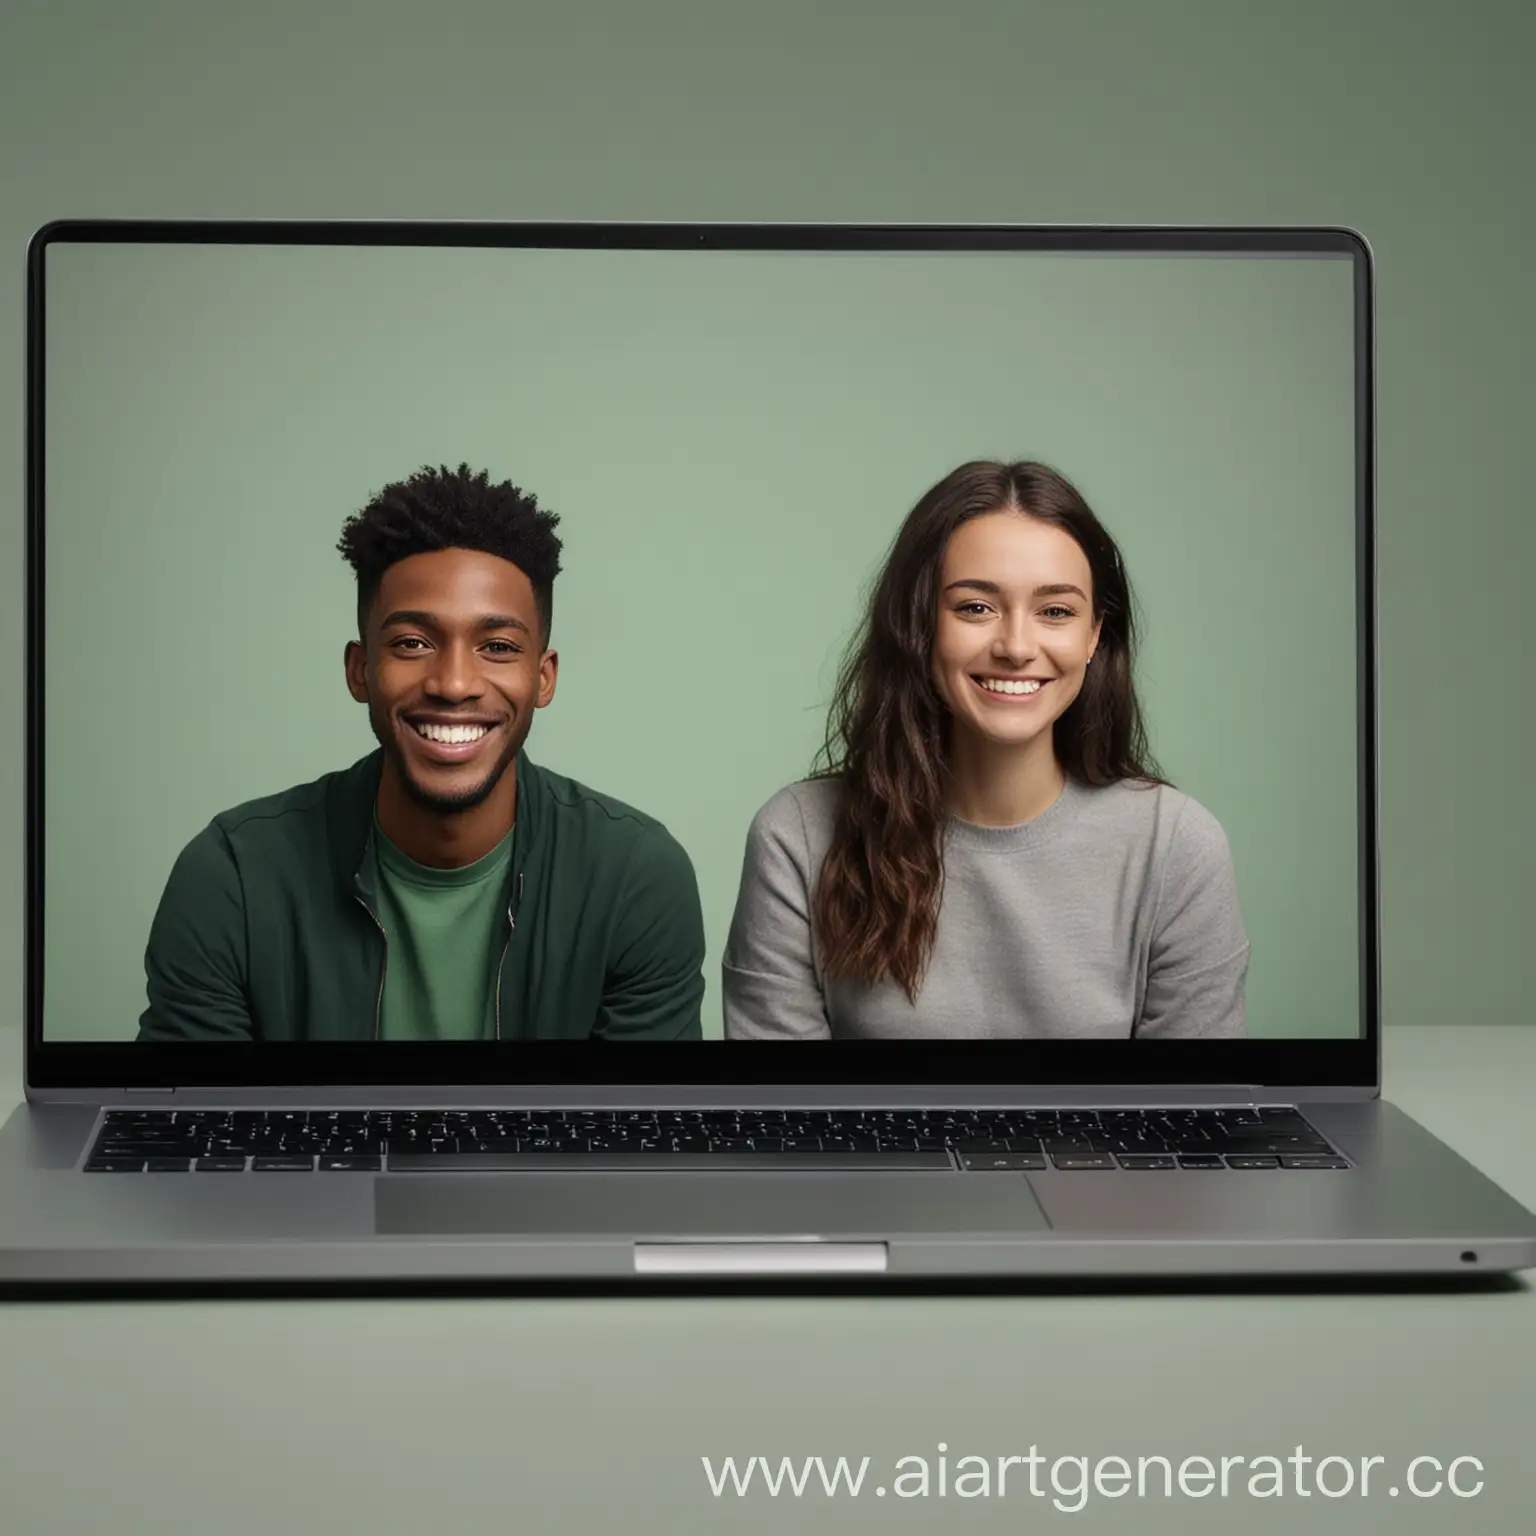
top-left (137, 750), bottom-right (706, 1041)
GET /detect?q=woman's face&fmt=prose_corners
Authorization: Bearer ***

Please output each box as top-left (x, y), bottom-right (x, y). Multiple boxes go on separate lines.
top-left (930, 511), bottom-right (1102, 754)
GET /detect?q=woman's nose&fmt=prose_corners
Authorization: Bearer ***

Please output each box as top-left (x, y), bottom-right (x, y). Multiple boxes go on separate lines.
top-left (991, 616), bottom-right (1037, 663)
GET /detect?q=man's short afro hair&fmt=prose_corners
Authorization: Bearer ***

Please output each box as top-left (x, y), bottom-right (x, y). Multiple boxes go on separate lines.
top-left (337, 463), bottom-right (564, 642)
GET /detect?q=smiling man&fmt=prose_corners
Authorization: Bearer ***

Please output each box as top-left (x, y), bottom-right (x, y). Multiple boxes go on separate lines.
top-left (137, 464), bottom-right (706, 1042)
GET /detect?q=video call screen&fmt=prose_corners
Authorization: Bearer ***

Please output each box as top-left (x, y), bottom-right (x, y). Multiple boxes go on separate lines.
top-left (37, 233), bottom-right (1365, 1044)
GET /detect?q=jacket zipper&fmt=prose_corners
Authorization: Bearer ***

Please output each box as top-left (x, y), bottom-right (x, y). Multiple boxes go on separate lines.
top-left (355, 895), bottom-right (388, 1041)
top-left (495, 871), bottom-right (525, 1041)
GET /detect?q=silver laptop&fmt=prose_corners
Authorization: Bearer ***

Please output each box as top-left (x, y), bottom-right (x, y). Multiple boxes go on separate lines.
top-left (4, 219), bottom-right (1533, 1285)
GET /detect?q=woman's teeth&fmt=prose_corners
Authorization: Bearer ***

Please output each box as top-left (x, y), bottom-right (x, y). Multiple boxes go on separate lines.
top-left (978, 678), bottom-right (1043, 695)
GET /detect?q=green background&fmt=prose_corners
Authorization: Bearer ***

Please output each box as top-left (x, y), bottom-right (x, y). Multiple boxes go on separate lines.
top-left (7, 1), bottom-right (1530, 1051)
top-left (41, 241), bottom-right (1358, 1040)
top-left (2, 8), bottom-right (1534, 1536)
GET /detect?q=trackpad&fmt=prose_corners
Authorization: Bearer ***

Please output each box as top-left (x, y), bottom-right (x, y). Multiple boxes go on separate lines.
top-left (376, 1172), bottom-right (1051, 1238)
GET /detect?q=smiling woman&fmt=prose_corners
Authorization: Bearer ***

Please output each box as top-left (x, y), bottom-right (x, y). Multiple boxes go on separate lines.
top-left (722, 460), bottom-right (1251, 1041)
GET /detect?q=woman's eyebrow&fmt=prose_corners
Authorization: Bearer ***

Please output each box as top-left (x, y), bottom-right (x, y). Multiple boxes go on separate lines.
top-left (943, 579), bottom-right (1087, 601)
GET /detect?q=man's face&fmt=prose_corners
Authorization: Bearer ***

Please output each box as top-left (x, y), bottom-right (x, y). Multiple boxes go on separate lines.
top-left (344, 548), bottom-right (557, 814)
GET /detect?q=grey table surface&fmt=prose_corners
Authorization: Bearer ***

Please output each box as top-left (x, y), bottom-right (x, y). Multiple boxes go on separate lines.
top-left (1, 1024), bottom-right (1533, 1536)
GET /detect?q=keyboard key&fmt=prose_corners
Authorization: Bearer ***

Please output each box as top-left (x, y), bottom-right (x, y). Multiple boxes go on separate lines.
top-left (319, 1154), bottom-right (382, 1171)
top-left (194, 1157), bottom-right (247, 1172)
top-left (1280, 1156), bottom-right (1351, 1170)
top-left (1208, 1135), bottom-right (1332, 1153)
top-left (1116, 1155), bottom-right (1177, 1170)
top-left (1051, 1155), bottom-right (1116, 1170)
top-left (960, 1153), bottom-right (1047, 1172)
top-left (85, 1159), bottom-right (146, 1172)
top-left (252, 1157), bottom-right (316, 1171)
top-left (145, 1157), bottom-right (192, 1171)
top-left (1176, 1156), bottom-right (1225, 1170)
top-left (1225, 1156), bottom-right (1280, 1169)
top-left (1257, 1109), bottom-right (1312, 1130)
top-left (389, 1150), bottom-right (952, 1171)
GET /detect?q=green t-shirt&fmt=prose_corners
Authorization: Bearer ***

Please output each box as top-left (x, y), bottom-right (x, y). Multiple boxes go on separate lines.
top-left (373, 819), bottom-right (514, 1041)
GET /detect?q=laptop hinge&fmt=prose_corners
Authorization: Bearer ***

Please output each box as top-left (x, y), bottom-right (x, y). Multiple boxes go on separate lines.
top-left (123, 1087), bottom-right (177, 1095)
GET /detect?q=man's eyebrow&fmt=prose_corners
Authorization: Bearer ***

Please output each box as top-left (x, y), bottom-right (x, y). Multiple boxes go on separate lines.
top-left (378, 609), bottom-right (532, 636)
top-left (943, 580), bottom-right (1089, 601)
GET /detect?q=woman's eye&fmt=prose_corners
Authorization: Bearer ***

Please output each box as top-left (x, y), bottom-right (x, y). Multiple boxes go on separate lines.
top-left (956, 602), bottom-right (991, 617)
top-left (1042, 605), bottom-right (1075, 620)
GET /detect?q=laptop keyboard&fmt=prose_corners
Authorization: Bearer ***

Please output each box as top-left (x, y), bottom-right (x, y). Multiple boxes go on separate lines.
top-left (83, 1106), bottom-right (1349, 1171)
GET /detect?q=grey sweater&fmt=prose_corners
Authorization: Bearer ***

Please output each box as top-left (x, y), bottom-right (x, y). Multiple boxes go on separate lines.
top-left (722, 775), bottom-right (1249, 1040)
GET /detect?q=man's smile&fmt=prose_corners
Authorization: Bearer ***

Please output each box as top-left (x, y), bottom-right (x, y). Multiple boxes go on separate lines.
top-left (402, 714), bottom-right (505, 764)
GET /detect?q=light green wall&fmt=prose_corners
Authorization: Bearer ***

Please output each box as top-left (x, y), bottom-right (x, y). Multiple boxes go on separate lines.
top-left (41, 241), bottom-right (1357, 1038)
top-left (3, 0), bottom-right (1532, 1047)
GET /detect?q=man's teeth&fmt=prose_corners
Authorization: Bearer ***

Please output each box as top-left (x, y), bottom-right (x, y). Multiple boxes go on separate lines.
top-left (979, 678), bottom-right (1044, 695)
top-left (414, 723), bottom-right (491, 744)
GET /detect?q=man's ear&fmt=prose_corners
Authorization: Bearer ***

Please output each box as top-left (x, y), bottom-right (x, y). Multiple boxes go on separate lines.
top-left (344, 639), bottom-right (369, 704)
top-left (536, 649), bottom-right (559, 709)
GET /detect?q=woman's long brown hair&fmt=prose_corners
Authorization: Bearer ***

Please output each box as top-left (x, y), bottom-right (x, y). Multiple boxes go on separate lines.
top-left (809, 460), bottom-right (1166, 1002)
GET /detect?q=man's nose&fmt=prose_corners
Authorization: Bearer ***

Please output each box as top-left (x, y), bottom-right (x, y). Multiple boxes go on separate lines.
top-left (425, 642), bottom-right (482, 698)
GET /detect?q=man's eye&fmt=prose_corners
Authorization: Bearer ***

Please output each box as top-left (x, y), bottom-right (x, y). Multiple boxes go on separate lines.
top-left (392, 637), bottom-right (428, 651)
top-left (484, 640), bottom-right (520, 655)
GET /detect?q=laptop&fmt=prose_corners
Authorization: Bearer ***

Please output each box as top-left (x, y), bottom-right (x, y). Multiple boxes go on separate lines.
top-left (3, 219), bottom-right (1533, 1284)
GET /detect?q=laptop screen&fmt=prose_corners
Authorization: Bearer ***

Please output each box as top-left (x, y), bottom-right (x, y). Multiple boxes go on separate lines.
top-left (28, 224), bottom-right (1374, 1088)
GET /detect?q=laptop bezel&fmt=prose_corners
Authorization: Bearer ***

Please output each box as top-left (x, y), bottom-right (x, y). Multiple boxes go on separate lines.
top-left (23, 220), bottom-right (1379, 1096)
